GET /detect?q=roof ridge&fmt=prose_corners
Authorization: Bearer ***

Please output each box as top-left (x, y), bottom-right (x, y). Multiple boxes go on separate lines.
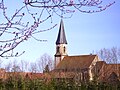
top-left (67, 54), bottom-right (97, 57)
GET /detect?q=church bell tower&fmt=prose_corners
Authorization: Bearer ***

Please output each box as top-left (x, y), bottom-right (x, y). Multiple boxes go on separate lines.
top-left (54, 19), bottom-right (68, 68)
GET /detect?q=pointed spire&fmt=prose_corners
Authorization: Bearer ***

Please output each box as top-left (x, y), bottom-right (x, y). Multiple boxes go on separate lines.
top-left (56, 19), bottom-right (67, 44)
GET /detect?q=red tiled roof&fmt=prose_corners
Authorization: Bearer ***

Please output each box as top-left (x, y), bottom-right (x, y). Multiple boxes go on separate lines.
top-left (51, 72), bottom-right (75, 78)
top-left (97, 63), bottom-right (120, 82)
top-left (55, 55), bottom-right (97, 70)
top-left (25, 73), bottom-right (44, 79)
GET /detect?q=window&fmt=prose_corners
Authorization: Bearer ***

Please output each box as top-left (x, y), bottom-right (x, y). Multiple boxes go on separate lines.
top-left (64, 46), bottom-right (66, 53)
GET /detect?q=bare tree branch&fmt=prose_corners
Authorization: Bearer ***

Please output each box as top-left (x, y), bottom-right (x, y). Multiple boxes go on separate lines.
top-left (0, 0), bottom-right (115, 58)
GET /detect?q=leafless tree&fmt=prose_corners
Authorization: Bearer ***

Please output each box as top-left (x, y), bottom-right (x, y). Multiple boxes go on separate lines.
top-left (0, 0), bottom-right (115, 58)
top-left (5, 61), bottom-right (12, 72)
top-left (11, 60), bottom-right (21, 72)
top-left (37, 53), bottom-right (53, 72)
top-left (29, 62), bottom-right (38, 73)
top-left (97, 47), bottom-right (120, 64)
top-left (20, 60), bottom-right (29, 72)
top-left (0, 59), bottom-right (3, 68)
top-left (4, 59), bottom-right (22, 72)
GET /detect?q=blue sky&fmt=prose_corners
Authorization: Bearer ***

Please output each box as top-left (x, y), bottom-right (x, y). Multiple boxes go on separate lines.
top-left (1, 0), bottom-right (120, 63)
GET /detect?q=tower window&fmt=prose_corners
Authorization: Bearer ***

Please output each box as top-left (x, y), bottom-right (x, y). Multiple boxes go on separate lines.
top-left (64, 46), bottom-right (66, 53)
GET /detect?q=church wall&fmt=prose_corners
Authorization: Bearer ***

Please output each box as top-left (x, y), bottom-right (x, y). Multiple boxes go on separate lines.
top-left (88, 56), bottom-right (101, 81)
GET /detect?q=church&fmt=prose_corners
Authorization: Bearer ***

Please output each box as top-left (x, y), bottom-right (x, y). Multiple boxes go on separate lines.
top-left (52, 19), bottom-right (120, 83)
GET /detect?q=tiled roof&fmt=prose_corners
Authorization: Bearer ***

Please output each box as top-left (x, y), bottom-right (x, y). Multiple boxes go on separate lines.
top-left (97, 63), bottom-right (120, 82)
top-left (25, 73), bottom-right (44, 79)
top-left (51, 72), bottom-right (75, 78)
top-left (55, 55), bottom-right (97, 70)
top-left (56, 19), bottom-right (67, 44)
